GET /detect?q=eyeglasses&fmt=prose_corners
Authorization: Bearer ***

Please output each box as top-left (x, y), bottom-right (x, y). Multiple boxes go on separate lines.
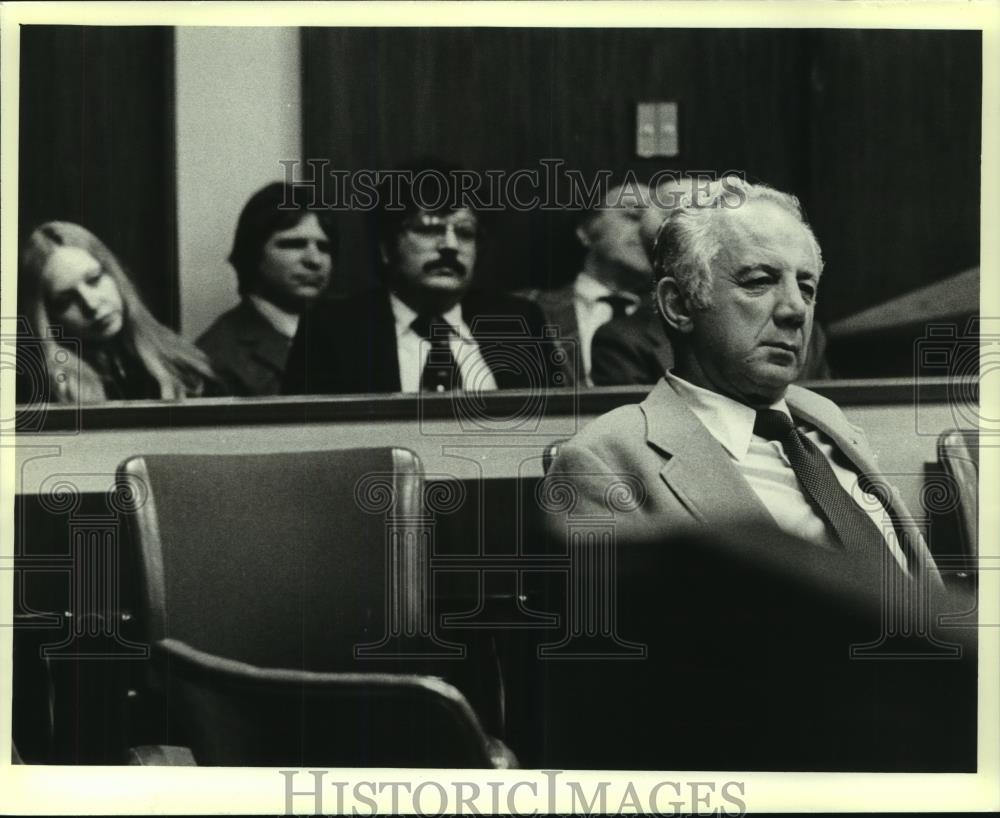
top-left (403, 217), bottom-right (478, 244)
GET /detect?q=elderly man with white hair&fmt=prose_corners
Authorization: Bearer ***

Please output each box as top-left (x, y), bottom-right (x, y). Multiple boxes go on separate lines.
top-left (546, 177), bottom-right (942, 587)
top-left (590, 174), bottom-right (831, 385)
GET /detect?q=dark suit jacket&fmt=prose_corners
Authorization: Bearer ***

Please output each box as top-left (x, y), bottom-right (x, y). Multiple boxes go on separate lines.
top-left (197, 299), bottom-right (292, 396)
top-left (516, 283), bottom-right (581, 386)
top-left (591, 309), bottom-right (833, 386)
top-left (591, 305), bottom-right (673, 386)
top-left (282, 288), bottom-right (561, 394)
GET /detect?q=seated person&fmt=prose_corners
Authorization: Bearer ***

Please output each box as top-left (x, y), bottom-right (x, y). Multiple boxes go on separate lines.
top-left (591, 174), bottom-right (831, 385)
top-left (283, 161), bottom-right (558, 395)
top-left (546, 177), bottom-right (942, 588)
top-left (197, 182), bottom-right (336, 395)
top-left (518, 180), bottom-right (653, 386)
top-left (18, 221), bottom-right (216, 403)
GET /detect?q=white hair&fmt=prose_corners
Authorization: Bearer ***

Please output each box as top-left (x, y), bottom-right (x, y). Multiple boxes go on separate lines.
top-left (653, 177), bottom-right (824, 310)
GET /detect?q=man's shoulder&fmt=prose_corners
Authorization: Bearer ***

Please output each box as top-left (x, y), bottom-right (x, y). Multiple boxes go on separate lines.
top-left (786, 383), bottom-right (855, 430)
top-left (462, 289), bottom-right (548, 332)
top-left (196, 302), bottom-right (250, 350)
top-left (515, 282), bottom-right (575, 308)
top-left (559, 401), bottom-right (648, 460)
top-left (297, 290), bottom-right (392, 338)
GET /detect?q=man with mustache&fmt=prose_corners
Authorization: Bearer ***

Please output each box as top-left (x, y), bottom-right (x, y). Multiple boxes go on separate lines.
top-left (283, 161), bottom-right (555, 395)
top-left (546, 177), bottom-right (942, 587)
top-left (198, 182), bottom-right (336, 395)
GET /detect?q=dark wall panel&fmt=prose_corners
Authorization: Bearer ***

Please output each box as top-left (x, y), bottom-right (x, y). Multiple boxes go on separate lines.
top-left (804, 29), bottom-right (982, 321)
top-left (302, 27), bottom-right (981, 333)
top-left (18, 26), bottom-right (178, 329)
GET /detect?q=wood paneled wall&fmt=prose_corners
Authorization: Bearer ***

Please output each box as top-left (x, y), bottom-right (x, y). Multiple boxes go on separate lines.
top-left (302, 28), bottom-right (981, 327)
top-left (18, 26), bottom-right (178, 328)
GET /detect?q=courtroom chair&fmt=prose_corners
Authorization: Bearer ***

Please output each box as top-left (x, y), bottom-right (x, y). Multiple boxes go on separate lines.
top-left (129, 639), bottom-right (515, 768)
top-left (541, 440), bottom-right (565, 475)
top-left (117, 448), bottom-right (513, 767)
top-left (937, 429), bottom-right (979, 562)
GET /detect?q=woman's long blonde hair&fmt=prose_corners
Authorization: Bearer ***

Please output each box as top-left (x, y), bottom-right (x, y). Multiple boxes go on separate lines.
top-left (19, 221), bottom-right (215, 403)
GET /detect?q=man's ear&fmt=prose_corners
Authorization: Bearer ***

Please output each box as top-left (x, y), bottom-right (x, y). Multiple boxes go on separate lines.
top-left (656, 276), bottom-right (695, 335)
top-left (575, 223), bottom-right (591, 249)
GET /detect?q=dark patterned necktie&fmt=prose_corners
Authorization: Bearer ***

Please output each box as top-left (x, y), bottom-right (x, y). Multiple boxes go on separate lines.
top-left (411, 314), bottom-right (463, 392)
top-left (753, 409), bottom-right (891, 565)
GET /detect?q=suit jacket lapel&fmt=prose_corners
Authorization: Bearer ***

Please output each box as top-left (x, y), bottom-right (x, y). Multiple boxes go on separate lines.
top-left (350, 290), bottom-right (401, 393)
top-left (785, 386), bottom-right (943, 587)
top-left (544, 284), bottom-right (580, 342)
top-left (641, 381), bottom-right (774, 528)
top-left (235, 302), bottom-right (290, 374)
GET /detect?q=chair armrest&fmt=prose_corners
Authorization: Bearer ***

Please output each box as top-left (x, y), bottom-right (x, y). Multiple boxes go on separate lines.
top-left (127, 745), bottom-right (197, 765)
top-left (486, 737), bottom-right (519, 769)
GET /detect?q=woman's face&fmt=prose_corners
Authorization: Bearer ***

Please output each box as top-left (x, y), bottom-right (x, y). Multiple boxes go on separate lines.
top-left (42, 246), bottom-right (125, 343)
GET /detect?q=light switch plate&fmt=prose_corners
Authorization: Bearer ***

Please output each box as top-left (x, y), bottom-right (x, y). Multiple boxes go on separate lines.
top-left (636, 101), bottom-right (679, 158)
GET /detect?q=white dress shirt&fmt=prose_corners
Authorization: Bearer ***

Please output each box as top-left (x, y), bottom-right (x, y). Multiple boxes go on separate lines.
top-left (389, 293), bottom-right (499, 393)
top-left (572, 273), bottom-right (641, 385)
top-left (247, 294), bottom-right (299, 339)
top-left (665, 372), bottom-right (909, 572)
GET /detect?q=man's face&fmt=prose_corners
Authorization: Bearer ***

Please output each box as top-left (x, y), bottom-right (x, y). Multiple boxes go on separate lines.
top-left (384, 208), bottom-right (478, 313)
top-left (255, 213), bottom-right (333, 313)
top-left (679, 199), bottom-right (821, 406)
top-left (578, 184), bottom-right (652, 292)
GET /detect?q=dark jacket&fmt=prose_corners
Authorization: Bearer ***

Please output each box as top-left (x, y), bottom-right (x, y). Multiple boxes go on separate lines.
top-left (282, 288), bottom-right (562, 395)
top-left (197, 299), bottom-right (293, 396)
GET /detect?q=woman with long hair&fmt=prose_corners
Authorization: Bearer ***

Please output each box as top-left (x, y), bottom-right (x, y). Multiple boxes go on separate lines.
top-left (18, 221), bottom-right (216, 403)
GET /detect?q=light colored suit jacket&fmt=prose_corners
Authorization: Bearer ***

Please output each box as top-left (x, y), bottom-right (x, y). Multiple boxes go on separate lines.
top-left (546, 379), bottom-right (943, 588)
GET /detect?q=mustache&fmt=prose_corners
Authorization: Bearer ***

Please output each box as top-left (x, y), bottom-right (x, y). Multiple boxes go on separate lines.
top-left (423, 257), bottom-right (467, 276)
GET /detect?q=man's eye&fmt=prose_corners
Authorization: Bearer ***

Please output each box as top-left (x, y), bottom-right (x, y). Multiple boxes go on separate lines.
top-left (407, 224), bottom-right (444, 238)
top-left (276, 239), bottom-right (308, 249)
top-left (742, 276), bottom-right (772, 288)
top-left (85, 270), bottom-right (105, 285)
top-left (316, 241), bottom-right (332, 255)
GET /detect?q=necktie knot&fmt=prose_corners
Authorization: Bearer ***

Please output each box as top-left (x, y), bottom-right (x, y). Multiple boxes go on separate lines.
top-left (753, 409), bottom-right (796, 443)
top-left (411, 313), bottom-right (453, 340)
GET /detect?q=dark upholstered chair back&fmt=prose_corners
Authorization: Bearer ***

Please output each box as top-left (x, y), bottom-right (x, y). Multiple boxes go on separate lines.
top-left (119, 448), bottom-right (421, 670)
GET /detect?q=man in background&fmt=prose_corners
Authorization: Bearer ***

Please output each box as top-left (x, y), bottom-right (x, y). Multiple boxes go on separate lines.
top-left (591, 174), bottom-right (830, 385)
top-left (283, 161), bottom-right (557, 395)
top-left (197, 182), bottom-right (336, 395)
top-left (519, 181), bottom-right (653, 386)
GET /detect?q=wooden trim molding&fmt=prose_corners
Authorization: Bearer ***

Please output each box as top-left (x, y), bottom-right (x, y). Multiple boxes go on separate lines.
top-left (14, 377), bottom-right (969, 433)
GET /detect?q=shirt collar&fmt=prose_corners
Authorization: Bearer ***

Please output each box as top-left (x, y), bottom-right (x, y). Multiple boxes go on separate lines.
top-left (389, 292), bottom-right (467, 339)
top-left (574, 272), bottom-right (614, 302)
top-left (664, 371), bottom-right (792, 461)
top-left (246, 294), bottom-right (299, 339)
